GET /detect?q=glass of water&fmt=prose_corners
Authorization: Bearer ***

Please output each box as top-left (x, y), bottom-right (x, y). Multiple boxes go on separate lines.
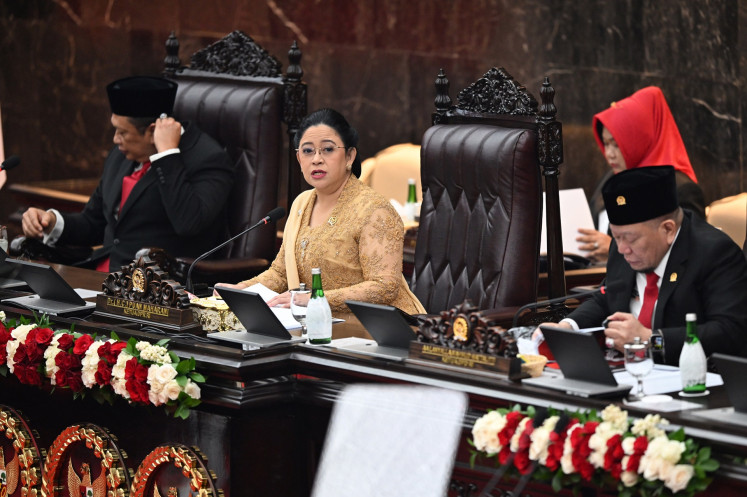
top-left (624, 337), bottom-right (654, 400)
top-left (0, 225), bottom-right (8, 253)
top-left (290, 284), bottom-right (311, 336)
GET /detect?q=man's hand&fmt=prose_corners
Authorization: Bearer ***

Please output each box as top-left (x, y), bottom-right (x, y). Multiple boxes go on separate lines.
top-left (21, 207), bottom-right (57, 239)
top-left (152, 115), bottom-right (181, 153)
top-left (604, 312), bottom-right (652, 351)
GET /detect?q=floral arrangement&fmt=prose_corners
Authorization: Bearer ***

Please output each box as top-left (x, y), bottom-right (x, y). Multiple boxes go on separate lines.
top-left (470, 404), bottom-right (719, 496)
top-left (0, 312), bottom-right (204, 419)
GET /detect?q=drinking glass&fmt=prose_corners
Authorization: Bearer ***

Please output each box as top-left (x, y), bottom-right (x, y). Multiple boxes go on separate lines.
top-left (290, 287), bottom-right (311, 336)
top-left (0, 225), bottom-right (7, 253)
top-left (624, 338), bottom-right (654, 400)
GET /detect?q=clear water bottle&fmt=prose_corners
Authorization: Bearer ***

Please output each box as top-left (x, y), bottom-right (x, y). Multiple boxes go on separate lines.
top-left (679, 313), bottom-right (707, 395)
top-left (306, 268), bottom-right (332, 344)
top-left (404, 178), bottom-right (418, 222)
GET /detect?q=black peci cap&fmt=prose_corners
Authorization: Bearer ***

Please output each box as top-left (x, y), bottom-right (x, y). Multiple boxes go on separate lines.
top-left (106, 76), bottom-right (177, 118)
top-left (602, 165), bottom-right (678, 225)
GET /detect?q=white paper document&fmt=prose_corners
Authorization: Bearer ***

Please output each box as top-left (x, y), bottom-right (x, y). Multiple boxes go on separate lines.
top-left (540, 188), bottom-right (596, 256)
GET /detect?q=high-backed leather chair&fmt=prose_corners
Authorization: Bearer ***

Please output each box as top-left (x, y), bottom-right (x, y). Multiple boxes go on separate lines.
top-left (162, 31), bottom-right (307, 285)
top-left (411, 68), bottom-right (566, 315)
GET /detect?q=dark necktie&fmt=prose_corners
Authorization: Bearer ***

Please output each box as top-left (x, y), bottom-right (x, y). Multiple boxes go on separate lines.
top-left (638, 272), bottom-right (659, 328)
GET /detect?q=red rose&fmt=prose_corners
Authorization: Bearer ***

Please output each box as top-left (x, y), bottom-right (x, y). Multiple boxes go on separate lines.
top-left (95, 362), bottom-right (112, 385)
top-left (124, 357), bottom-right (150, 403)
top-left (56, 333), bottom-right (74, 350)
top-left (32, 328), bottom-right (54, 346)
top-left (73, 334), bottom-right (94, 355)
top-left (55, 351), bottom-right (73, 369)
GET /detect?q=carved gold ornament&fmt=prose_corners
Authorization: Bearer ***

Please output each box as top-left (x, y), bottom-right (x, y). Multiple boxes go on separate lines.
top-left (131, 268), bottom-right (146, 293)
top-left (452, 316), bottom-right (470, 342)
top-left (0, 406), bottom-right (41, 497)
top-left (131, 445), bottom-right (221, 497)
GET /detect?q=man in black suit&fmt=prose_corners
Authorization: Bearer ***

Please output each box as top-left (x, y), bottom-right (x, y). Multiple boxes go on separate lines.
top-left (21, 76), bottom-right (234, 271)
top-left (563, 166), bottom-right (747, 365)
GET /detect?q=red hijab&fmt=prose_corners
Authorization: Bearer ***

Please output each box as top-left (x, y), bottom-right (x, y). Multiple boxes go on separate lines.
top-left (592, 86), bottom-right (697, 182)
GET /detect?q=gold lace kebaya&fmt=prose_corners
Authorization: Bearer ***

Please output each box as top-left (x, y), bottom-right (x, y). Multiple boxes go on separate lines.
top-left (240, 176), bottom-right (424, 316)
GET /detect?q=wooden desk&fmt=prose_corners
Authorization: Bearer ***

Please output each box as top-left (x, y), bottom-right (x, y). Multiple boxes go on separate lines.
top-left (0, 264), bottom-right (743, 497)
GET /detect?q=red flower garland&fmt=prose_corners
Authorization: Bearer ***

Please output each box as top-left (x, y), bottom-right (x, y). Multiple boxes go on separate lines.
top-left (513, 419), bottom-right (535, 474)
top-left (569, 421), bottom-right (599, 481)
top-left (13, 327), bottom-right (54, 386)
top-left (0, 322), bottom-right (12, 365)
top-left (546, 418), bottom-right (578, 471)
top-left (497, 411), bottom-right (525, 465)
top-left (124, 356), bottom-right (150, 403)
top-left (52, 333), bottom-right (94, 392)
top-left (94, 341), bottom-right (127, 386)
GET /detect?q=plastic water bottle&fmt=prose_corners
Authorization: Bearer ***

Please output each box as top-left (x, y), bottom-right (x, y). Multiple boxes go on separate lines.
top-left (404, 178), bottom-right (418, 222)
top-left (306, 268), bottom-right (332, 344)
top-left (679, 313), bottom-right (707, 395)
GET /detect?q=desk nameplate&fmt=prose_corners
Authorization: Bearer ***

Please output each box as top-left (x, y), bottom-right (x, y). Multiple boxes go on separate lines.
top-left (95, 294), bottom-right (204, 334)
top-left (409, 341), bottom-right (523, 379)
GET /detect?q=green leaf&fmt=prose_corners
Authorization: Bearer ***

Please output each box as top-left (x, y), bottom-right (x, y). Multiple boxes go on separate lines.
top-left (176, 360), bottom-right (190, 375)
top-left (156, 338), bottom-right (170, 347)
top-left (169, 351), bottom-right (179, 364)
top-left (173, 404), bottom-right (189, 419)
top-left (551, 472), bottom-right (563, 492)
top-left (698, 446), bottom-right (712, 462)
top-left (110, 331), bottom-right (120, 341)
top-left (189, 372), bottom-right (206, 383)
top-left (469, 451), bottom-right (477, 468)
top-left (175, 375), bottom-right (188, 388)
top-left (669, 427), bottom-right (686, 441)
top-left (698, 459), bottom-right (719, 472)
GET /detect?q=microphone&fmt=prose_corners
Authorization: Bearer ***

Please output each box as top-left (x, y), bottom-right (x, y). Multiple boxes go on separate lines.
top-left (185, 206), bottom-right (286, 293)
top-left (1, 155), bottom-right (20, 171)
top-left (511, 285), bottom-right (606, 328)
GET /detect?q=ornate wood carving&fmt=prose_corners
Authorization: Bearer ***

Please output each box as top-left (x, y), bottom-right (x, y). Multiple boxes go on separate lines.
top-left (0, 405), bottom-right (43, 497)
top-left (414, 301), bottom-right (517, 357)
top-left (163, 31), bottom-right (180, 78)
top-left (537, 77), bottom-right (567, 309)
top-left (456, 67), bottom-right (538, 116)
top-left (130, 445), bottom-right (222, 497)
top-left (432, 68), bottom-right (452, 125)
top-left (188, 30), bottom-right (282, 78)
top-left (283, 40), bottom-right (308, 211)
top-left (41, 424), bottom-right (130, 497)
top-left (102, 256), bottom-right (190, 309)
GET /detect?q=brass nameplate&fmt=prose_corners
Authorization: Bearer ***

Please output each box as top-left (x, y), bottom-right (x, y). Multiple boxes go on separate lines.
top-left (95, 294), bottom-right (200, 331)
top-left (409, 341), bottom-right (522, 378)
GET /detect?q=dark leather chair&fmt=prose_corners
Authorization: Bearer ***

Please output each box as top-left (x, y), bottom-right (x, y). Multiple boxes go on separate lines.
top-left (411, 68), bottom-right (566, 316)
top-left (162, 31), bottom-right (307, 286)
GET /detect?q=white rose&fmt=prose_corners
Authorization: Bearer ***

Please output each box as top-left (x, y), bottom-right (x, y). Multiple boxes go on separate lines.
top-left (471, 411), bottom-right (507, 454)
top-left (660, 440), bottom-right (685, 464)
top-left (184, 380), bottom-right (201, 400)
top-left (642, 456), bottom-right (664, 481)
top-left (151, 364), bottom-right (178, 384)
top-left (529, 416), bottom-right (558, 463)
top-left (665, 464), bottom-right (694, 493)
top-left (162, 379), bottom-right (182, 401)
top-left (11, 324), bottom-right (36, 341)
top-left (622, 436), bottom-right (636, 454)
top-left (621, 470), bottom-right (639, 487)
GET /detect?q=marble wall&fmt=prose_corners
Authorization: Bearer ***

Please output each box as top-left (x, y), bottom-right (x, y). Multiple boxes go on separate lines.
top-left (0, 0), bottom-right (744, 225)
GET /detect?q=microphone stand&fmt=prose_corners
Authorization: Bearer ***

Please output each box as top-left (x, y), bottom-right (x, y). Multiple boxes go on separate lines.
top-left (185, 210), bottom-right (283, 293)
top-left (511, 286), bottom-right (605, 328)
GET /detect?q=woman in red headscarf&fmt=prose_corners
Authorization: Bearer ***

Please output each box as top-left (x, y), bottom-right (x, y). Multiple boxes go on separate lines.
top-left (577, 86), bottom-right (706, 262)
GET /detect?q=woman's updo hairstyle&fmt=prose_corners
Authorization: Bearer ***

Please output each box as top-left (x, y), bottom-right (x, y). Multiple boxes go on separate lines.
top-left (294, 108), bottom-right (361, 177)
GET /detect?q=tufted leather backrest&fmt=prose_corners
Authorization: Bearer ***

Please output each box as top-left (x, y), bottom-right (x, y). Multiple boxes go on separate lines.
top-left (172, 75), bottom-right (282, 261)
top-left (412, 124), bottom-right (542, 313)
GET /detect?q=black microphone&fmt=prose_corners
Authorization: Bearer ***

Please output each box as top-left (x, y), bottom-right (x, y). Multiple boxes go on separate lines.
top-left (511, 285), bottom-right (606, 328)
top-left (1, 155), bottom-right (20, 171)
top-left (185, 207), bottom-right (286, 293)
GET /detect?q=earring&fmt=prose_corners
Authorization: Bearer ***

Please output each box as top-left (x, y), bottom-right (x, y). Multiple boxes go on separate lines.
top-left (346, 164), bottom-right (352, 171)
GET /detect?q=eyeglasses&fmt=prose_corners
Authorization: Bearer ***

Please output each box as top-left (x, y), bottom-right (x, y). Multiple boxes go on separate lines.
top-left (296, 145), bottom-right (346, 158)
